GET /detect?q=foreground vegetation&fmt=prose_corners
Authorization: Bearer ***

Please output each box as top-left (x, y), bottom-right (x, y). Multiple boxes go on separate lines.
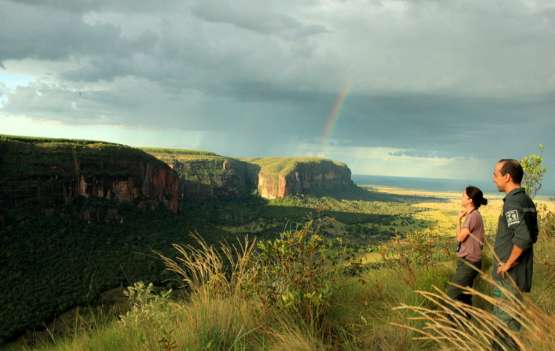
top-left (6, 187), bottom-right (555, 351)
top-left (0, 187), bottom-right (433, 342)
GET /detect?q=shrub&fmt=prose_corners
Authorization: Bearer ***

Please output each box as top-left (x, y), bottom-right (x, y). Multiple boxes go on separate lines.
top-left (119, 282), bottom-right (172, 328)
top-left (521, 145), bottom-right (547, 199)
top-left (249, 223), bottom-right (348, 329)
top-left (537, 205), bottom-right (555, 239)
top-left (159, 224), bottom-right (349, 341)
top-left (378, 231), bottom-right (453, 287)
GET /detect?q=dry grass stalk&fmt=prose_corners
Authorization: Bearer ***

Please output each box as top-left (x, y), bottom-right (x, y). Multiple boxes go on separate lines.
top-left (157, 233), bottom-right (257, 298)
top-left (392, 267), bottom-right (555, 351)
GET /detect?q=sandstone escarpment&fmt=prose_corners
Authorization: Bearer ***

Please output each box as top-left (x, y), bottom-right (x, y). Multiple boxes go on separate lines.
top-left (0, 135), bottom-right (184, 343)
top-left (246, 157), bottom-right (355, 199)
top-left (146, 148), bottom-right (254, 201)
top-left (0, 136), bottom-right (181, 218)
top-left (147, 151), bottom-right (356, 202)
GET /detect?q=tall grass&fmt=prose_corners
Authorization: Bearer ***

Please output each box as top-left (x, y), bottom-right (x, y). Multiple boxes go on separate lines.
top-left (393, 207), bottom-right (555, 351)
top-left (154, 224), bottom-right (457, 350)
top-left (157, 225), bottom-right (354, 349)
top-left (393, 276), bottom-right (555, 351)
top-left (157, 233), bottom-right (258, 299)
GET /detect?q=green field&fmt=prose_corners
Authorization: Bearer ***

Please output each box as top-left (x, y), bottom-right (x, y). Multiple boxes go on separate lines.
top-left (141, 147), bottom-right (219, 157)
top-left (142, 147), bottom-right (224, 162)
top-left (243, 157), bottom-right (347, 175)
top-left (0, 134), bottom-right (163, 179)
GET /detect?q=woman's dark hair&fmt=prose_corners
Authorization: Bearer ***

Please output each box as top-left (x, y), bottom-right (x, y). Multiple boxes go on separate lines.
top-left (466, 185), bottom-right (488, 208)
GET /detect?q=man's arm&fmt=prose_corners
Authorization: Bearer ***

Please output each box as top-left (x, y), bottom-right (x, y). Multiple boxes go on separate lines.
top-left (497, 245), bottom-right (523, 274)
top-left (497, 204), bottom-right (532, 274)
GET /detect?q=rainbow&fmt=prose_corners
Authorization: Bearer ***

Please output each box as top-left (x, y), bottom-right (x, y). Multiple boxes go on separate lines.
top-left (320, 82), bottom-right (351, 152)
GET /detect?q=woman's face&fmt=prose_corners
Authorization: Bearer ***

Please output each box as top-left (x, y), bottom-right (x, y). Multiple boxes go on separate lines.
top-left (461, 191), bottom-right (473, 207)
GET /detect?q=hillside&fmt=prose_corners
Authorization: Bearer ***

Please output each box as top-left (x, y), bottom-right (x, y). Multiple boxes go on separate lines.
top-left (0, 135), bottom-right (182, 342)
top-left (145, 148), bottom-right (255, 201)
top-left (0, 135), bottom-right (363, 343)
top-left (144, 150), bottom-right (358, 202)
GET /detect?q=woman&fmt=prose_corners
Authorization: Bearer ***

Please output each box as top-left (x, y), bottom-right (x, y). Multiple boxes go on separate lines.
top-left (447, 186), bottom-right (488, 306)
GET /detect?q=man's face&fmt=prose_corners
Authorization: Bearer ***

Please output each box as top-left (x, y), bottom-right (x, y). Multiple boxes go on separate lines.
top-left (492, 162), bottom-right (509, 192)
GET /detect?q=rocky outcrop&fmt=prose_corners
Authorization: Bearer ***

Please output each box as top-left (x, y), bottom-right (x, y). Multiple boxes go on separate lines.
top-left (248, 158), bottom-right (355, 199)
top-left (0, 137), bottom-right (181, 219)
top-left (147, 151), bottom-right (356, 202)
top-left (0, 137), bottom-right (357, 216)
top-left (146, 149), bottom-right (255, 201)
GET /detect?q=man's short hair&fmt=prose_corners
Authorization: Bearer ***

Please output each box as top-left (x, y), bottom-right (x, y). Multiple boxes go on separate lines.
top-left (498, 159), bottom-right (524, 184)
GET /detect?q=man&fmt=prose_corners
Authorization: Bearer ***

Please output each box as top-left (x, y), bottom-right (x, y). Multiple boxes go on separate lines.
top-left (491, 159), bottom-right (539, 350)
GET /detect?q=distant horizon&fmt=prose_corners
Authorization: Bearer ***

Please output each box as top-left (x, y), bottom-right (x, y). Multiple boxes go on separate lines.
top-left (352, 174), bottom-right (555, 197)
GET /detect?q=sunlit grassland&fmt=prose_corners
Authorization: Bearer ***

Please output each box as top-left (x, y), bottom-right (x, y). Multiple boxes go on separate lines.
top-left (242, 157), bottom-right (347, 175)
top-left (142, 147), bottom-right (227, 162)
top-left (140, 147), bottom-right (219, 157)
top-left (369, 185), bottom-right (554, 239)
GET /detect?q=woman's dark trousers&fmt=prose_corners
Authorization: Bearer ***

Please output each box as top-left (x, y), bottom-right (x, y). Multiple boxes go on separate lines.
top-left (447, 258), bottom-right (481, 305)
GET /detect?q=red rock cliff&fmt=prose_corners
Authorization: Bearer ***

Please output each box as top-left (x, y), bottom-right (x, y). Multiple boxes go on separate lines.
top-left (0, 137), bottom-right (181, 217)
top-left (251, 158), bottom-right (355, 199)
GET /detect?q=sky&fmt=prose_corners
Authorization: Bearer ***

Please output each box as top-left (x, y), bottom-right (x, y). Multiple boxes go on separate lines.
top-left (1, 0), bottom-right (554, 190)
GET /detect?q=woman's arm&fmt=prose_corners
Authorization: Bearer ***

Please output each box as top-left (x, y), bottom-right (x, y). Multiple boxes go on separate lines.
top-left (456, 210), bottom-right (471, 242)
top-left (456, 220), bottom-right (471, 242)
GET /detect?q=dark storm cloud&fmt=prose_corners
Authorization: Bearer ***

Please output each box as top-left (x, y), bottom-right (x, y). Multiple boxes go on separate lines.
top-left (8, 0), bottom-right (183, 14)
top-left (0, 1), bottom-right (158, 64)
top-left (4, 77), bottom-right (550, 163)
top-left (334, 93), bottom-right (555, 156)
top-left (191, 1), bottom-right (328, 40)
top-left (1, 0), bottom-right (555, 183)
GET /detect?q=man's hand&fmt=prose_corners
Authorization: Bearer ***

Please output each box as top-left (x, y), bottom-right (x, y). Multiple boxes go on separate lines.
top-left (497, 261), bottom-right (519, 275)
top-left (497, 262), bottom-right (510, 275)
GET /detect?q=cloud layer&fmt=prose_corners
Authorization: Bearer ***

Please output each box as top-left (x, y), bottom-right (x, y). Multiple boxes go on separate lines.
top-left (1, 0), bottom-right (554, 185)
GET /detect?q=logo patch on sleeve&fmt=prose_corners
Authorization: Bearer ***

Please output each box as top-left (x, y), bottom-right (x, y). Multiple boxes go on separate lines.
top-left (505, 210), bottom-right (520, 226)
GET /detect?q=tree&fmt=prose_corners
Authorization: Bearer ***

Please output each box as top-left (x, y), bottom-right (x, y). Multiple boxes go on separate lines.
top-left (521, 144), bottom-right (547, 199)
